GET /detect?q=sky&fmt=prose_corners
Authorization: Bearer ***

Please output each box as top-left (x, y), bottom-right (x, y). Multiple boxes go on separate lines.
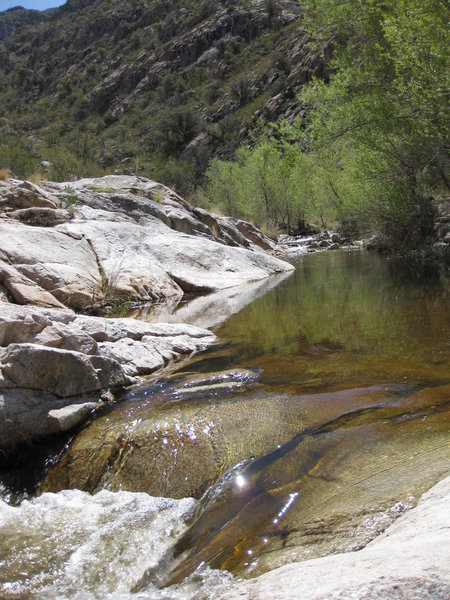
top-left (0, 1), bottom-right (65, 11)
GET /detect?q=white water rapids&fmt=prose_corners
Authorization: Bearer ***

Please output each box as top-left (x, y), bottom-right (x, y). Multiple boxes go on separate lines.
top-left (0, 489), bottom-right (232, 599)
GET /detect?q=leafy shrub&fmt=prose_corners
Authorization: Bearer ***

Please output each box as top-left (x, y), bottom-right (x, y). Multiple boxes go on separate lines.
top-left (155, 107), bottom-right (200, 156)
top-left (0, 135), bottom-right (36, 179)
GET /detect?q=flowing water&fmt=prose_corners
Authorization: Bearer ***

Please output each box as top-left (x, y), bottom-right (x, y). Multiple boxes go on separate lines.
top-left (1, 250), bottom-right (449, 599)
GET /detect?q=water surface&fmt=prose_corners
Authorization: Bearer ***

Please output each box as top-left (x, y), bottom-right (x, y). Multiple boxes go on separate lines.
top-left (1, 250), bottom-right (449, 598)
top-left (189, 250), bottom-right (449, 392)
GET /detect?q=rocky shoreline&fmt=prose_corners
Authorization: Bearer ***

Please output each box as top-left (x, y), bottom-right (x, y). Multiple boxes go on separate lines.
top-left (276, 231), bottom-right (349, 256)
top-left (0, 175), bottom-right (293, 311)
top-left (0, 175), bottom-right (294, 449)
top-left (0, 301), bottom-right (216, 449)
top-left (277, 209), bottom-right (450, 265)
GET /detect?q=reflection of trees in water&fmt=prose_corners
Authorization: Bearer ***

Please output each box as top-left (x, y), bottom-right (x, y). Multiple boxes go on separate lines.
top-left (210, 252), bottom-right (449, 386)
top-left (386, 255), bottom-right (444, 287)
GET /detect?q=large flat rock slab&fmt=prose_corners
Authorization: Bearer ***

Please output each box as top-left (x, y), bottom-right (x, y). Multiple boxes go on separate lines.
top-left (224, 475), bottom-right (450, 599)
top-left (0, 176), bottom-right (293, 310)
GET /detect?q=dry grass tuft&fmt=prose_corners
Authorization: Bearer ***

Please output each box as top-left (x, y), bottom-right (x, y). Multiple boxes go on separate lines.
top-left (260, 222), bottom-right (280, 241)
top-left (28, 170), bottom-right (48, 184)
top-left (0, 168), bottom-right (10, 182)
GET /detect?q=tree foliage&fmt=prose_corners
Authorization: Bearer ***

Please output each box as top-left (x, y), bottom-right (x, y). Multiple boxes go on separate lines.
top-left (203, 0), bottom-right (449, 247)
top-left (201, 126), bottom-right (340, 233)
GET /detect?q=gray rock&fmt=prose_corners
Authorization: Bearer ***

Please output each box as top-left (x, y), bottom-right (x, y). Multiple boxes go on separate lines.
top-left (0, 283), bottom-right (10, 303)
top-left (196, 46), bottom-right (219, 64)
top-left (330, 233), bottom-right (344, 244)
top-left (1, 343), bottom-right (126, 398)
top-left (0, 301), bottom-right (216, 449)
top-left (0, 173), bottom-right (293, 448)
top-left (230, 217), bottom-right (274, 251)
top-left (0, 388), bottom-right (103, 447)
top-left (97, 338), bottom-right (169, 376)
top-left (0, 176), bottom-right (293, 310)
top-left (1, 180), bottom-right (59, 210)
top-left (432, 241), bottom-right (448, 255)
top-left (48, 402), bottom-right (100, 432)
top-left (32, 323), bottom-right (98, 354)
top-left (0, 221), bottom-right (102, 309)
top-left (0, 260), bottom-right (68, 309)
top-left (7, 207), bottom-right (70, 227)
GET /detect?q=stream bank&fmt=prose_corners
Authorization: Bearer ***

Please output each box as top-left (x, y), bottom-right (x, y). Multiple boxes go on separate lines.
top-left (0, 186), bottom-right (449, 598)
top-left (0, 175), bottom-right (293, 448)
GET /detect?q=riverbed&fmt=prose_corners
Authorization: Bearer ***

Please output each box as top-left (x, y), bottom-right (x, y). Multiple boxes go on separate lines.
top-left (1, 250), bottom-right (449, 598)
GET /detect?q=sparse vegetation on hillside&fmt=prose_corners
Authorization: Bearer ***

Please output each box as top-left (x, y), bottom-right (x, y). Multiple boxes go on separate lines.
top-left (0, 0), bottom-right (314, 194)
top-left (1, 0), bottom-right (446, 252)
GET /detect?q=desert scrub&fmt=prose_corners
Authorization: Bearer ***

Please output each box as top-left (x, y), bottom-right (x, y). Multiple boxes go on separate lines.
top-left (63, 186), bottom-right (80, 207)
top-left (0, 168), bottom-right (10, 181)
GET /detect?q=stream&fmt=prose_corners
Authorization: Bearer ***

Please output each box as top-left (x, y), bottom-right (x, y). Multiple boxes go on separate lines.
top-left (1, 250), bottom-right (449, 599)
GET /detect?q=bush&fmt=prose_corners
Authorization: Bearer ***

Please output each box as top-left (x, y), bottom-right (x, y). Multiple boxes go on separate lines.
top-left (155, 107), bottom-right (200, 156)
top-left (230, 77), bottom-right (252, 106)
top-left (0, 135), bottom-right (36, 179)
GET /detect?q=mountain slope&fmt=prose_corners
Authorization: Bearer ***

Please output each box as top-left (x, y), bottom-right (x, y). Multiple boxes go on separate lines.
top-left (0, 0), bottom-right (327, 193)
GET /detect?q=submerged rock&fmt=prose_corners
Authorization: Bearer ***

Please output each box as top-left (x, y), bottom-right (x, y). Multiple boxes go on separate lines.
top-left (223, 475), bottom-right (450, 599)
top-left (42, 381), bottom-right (450, 583)
top-left (0, 301), bottom-right (215, 449)
top-left (42, 367), bottom-right (265, 499)
top-left (114, 383), bottom-right (448, 589)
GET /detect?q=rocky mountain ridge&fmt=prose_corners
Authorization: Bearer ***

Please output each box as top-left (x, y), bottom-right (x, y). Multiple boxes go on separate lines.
top-left (0, 0), bottom-right (328, 191)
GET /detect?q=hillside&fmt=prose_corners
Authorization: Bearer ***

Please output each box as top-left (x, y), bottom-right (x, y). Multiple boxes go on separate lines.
top-left (0, 0), bottom-right (327, 193)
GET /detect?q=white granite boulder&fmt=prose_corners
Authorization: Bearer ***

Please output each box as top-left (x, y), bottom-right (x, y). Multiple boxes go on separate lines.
top-left (0, 301), bottom-right (216, 449)
top-left (0, 176), bottom-right (293, 311)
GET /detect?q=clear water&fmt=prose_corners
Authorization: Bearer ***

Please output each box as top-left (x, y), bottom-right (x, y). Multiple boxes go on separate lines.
top-left (1, 250), bottom-right (449, 598)
top-left (188, 250), bottom-right (450, 392)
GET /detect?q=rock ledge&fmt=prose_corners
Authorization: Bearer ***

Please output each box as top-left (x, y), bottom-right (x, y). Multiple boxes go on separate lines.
top-left (0, 175), bottom-right (293, 310)
top-left (0, 301), bottom-right (215, 449)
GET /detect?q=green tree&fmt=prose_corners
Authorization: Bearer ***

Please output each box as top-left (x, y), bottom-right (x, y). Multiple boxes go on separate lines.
top-left (300, 0), bottom-right (449, 246)
top-left (155, 107), bottom-right (200, 156)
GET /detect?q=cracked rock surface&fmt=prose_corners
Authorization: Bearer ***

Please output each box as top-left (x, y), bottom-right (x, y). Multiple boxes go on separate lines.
top-left (0, 175), bottom-right (293, 310)
top-left (0, 301), bottom-right (215, 449)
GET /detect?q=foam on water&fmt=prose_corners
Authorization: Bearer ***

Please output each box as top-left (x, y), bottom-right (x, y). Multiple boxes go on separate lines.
top-left (0, 489), bottom-right (233, 599)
